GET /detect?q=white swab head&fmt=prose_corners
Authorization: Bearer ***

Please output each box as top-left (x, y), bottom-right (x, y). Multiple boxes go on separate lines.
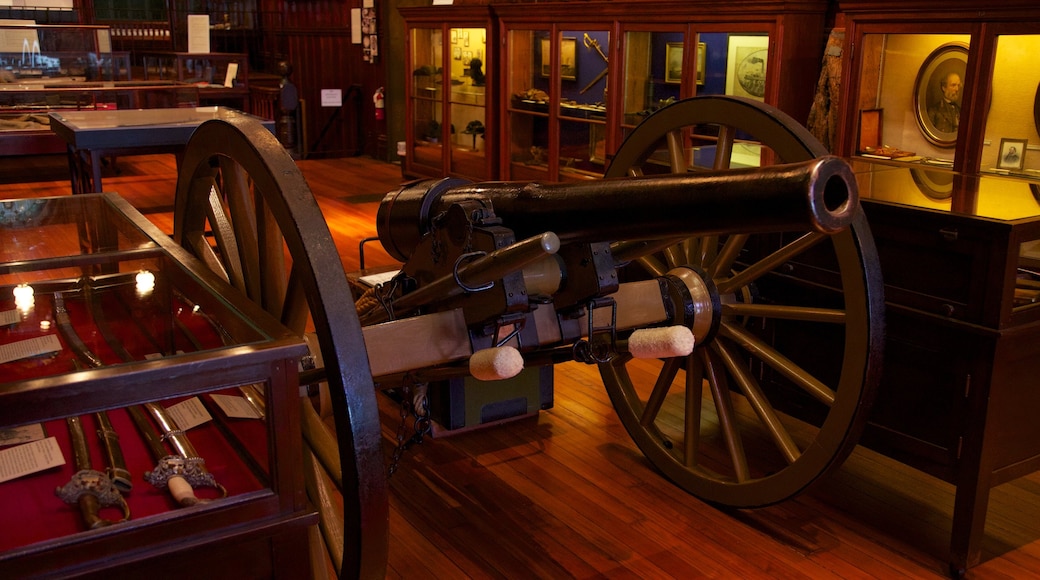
top-left (627, 326), bottom-right (695, 359)
top-left (469, 346), bottom-right (525, 381)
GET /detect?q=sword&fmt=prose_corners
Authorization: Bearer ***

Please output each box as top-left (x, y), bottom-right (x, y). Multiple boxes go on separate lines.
top-left (580, 67), bottom-right (608, 95)
top-left (128, 403), bottom-right (227, 507)
top-left (55, 290), bottom-right (133, 492)
top-left (583, 33), bottom-right (608, 63)
top-left (55, 416), bottom-right (131, 529)
top-left (95, 411), bottom-right (132, 492)
top-left (580, 33), bottom-right (609, 95)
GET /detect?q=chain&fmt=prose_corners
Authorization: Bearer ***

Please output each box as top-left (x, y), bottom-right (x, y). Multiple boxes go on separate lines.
top-left (387, 383), bottom-right (431, 477)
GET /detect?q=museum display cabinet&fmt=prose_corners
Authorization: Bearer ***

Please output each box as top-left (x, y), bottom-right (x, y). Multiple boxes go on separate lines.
top-left (0, 193), bottom-right (312, 577)
top-left (0, 22), bottom-right (198, 156)
top-left (839, 158), bottom-right (1040, 574)
top-left (139, 51), bottom-right (250, 111)
top-left (836, 1), bottom-right (1040, 179)
top-left (401, 6), bottom-right (495, 182)
top-left (495, 1), bottom-right (829, 182)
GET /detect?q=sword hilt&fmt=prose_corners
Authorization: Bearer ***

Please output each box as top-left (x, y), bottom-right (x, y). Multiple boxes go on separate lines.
top-left (144, 455), bottom-right (227, 506)
top-left (55, 469), bottom-right (131, 528)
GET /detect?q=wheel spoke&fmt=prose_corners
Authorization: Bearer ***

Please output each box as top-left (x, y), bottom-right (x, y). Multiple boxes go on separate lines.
top-left (713, 125), bottom-right (735, 170)
top-left (712, 338), bottom-right (801, 465)
top-left (640, 356), bottom-right (682, 427)
top-left (666, 129), bottom-right (687, 172)
top-left (205, 180), bottom-right (248, 294)
top-left (708, 234), bottom-right (748, 279)
top-left (221, 156), bottom-right (261, 303)
top-left (716, 231), bottom-right (827, 294)
top-left (683, 354), bottom-right (704, 468)
top-left (719, 320), bottom-right (836, 406)
top-left (701, 349), bottom-right (750, 482)
top-left (635, 254), bottom-right (668, 278)
top-left (663, 243), bottom-right (686, 270)
top-left (722, 302), bottom-right (846, 324)
top-left (281, 262), bottom-right (310, 334)
top-left (256, 190), bottom-right (287, 317)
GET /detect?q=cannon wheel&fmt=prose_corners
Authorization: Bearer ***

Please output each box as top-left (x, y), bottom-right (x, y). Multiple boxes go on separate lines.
top-left (172, 117), bottom-right (387, 578)
top-left (601, 96), bottom-right (884, 507)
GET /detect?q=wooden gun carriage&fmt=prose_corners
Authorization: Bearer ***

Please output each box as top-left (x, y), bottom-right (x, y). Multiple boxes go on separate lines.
top-left (172, 96), bottom-right (886, 578)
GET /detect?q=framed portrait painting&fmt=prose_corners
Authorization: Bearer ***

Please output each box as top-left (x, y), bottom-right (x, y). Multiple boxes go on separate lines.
top-left (914, 43), bottom-right (968, 148)
top-left (540, 37), bottom-right (577, 81)
top-left (665, 42), bottom-right (683, 85)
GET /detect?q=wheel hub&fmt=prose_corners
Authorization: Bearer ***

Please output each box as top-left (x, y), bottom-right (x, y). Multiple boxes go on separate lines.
top-left (665, 265), bottom-right (722, 347)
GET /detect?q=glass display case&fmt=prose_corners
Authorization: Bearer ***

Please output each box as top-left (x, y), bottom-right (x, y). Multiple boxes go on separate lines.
top-left (838, 2), bottom-right (1040, 180)
top-left (505, 25), bottom-right (615, 181)
top-left (0, 23), bottom-right (196, 156)
top-left (0, 23), bottom-right (127, 83)
top-left (139, 51), bottom-right (250, 110)
top-left (401, 6), bottom-right (494, 182)
top-left (0, 193), bottom-right (312, 577)
top-left (403, 2), bottom-right (825, 182)
top-left (496, 2), bottom-right (826, 182)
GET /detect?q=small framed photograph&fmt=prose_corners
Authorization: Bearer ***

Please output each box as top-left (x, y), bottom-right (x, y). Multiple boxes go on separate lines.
top-left (451, 29), bottom-right (457, 44)
top-left (453, 47), bottom-right (462, 60)
top-left (997, 138), bottom-right (1027, 171)
top-left (665, 42), bottom-right (683, 85)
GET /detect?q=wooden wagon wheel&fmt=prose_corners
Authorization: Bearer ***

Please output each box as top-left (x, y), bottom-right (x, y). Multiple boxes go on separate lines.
top-left (173, 117), bottom-right (387, 579)
top-left (600, 96), bottom-right (885, 507)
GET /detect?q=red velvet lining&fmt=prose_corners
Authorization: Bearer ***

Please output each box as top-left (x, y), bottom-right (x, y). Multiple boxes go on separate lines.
top-left (1, 288), bottom-right (275, 552)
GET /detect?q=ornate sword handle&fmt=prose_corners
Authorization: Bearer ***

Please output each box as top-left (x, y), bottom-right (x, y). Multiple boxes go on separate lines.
top-left (55, 469), bottom-right (131, 528)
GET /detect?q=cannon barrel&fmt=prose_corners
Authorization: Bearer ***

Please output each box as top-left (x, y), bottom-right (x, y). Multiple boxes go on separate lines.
top-left (377, 156), bottom-right (857, 262)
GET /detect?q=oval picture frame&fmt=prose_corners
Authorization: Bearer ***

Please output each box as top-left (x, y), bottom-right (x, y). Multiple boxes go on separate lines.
top-left (913, 43), bottom-right (969, 148)
top-left (1034, 81), bottom-right (1040, 137)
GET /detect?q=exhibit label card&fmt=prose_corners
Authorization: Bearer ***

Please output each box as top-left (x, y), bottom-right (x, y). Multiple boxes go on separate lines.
top-left (0, 437), bottom-right (64, 484)
top-left (187, 14), bottom-right (211, 54)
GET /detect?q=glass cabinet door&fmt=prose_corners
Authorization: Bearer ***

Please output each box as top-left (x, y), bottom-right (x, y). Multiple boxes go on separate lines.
top-left (448, 26), bottom-right (488, 179)
top-left (505, 27), bottom-right (552, 181)
top-left (852, 32), bottom-right (971, 167)
top-left (620, 30), bottom-right (687, 144)
top-left (981, 34), bottom-right (1040, 178)
top-left (410, 26), bottom-right (444, 175)
top-left (557, 28), bottom-right (610, 180)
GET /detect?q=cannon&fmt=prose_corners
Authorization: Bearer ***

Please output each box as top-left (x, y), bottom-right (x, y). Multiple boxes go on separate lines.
top-left (172, 95), bottom-right (883, 578)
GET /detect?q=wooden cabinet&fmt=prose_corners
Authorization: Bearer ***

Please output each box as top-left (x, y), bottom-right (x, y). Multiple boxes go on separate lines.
top-left (495, 1), bottom-right (829, 181)
top-left (848, 159), bottom-right (1040, 573)
top-left (0, 193), bottom-right (312, 577)
top-left (401, 6), bottom-right (496, 182)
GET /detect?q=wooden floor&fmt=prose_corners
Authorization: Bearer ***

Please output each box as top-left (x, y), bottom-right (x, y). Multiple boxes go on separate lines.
top-left (3, 153), bottom-right (1040, 579)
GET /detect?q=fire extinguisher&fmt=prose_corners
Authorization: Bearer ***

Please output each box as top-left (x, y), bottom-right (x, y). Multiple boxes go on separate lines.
top-left (373, 87), bottom-right (385, 120)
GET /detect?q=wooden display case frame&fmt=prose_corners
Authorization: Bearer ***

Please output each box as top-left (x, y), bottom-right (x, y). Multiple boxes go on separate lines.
top-left (400, 6), bottom-right (497, 182)
top-left (0, 193), bottom-right (312, 577)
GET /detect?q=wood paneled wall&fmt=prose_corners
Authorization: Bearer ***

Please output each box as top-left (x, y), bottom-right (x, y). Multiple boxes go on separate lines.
top-left (256, 0), bottom-right (388, 159)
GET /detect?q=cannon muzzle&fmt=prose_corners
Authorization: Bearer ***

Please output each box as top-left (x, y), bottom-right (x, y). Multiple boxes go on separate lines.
top-left (377, 156), bottom-right (857, 262)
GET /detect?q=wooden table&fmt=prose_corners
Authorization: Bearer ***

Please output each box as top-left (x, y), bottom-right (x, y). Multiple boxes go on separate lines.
top-left (48, 106), bottom-right (274, 194)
